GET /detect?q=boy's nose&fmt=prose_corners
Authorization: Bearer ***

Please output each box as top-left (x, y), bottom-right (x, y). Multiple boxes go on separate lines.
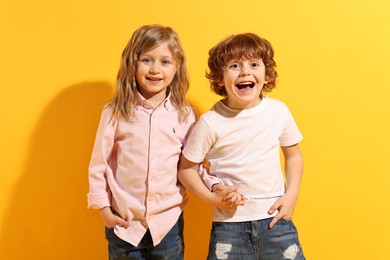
top-left (240, 64), bottom-right (251, 75)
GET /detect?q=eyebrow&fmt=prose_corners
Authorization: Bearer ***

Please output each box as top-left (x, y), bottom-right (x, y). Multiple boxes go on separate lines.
top-left (139, 54), bottom-right (173, 59)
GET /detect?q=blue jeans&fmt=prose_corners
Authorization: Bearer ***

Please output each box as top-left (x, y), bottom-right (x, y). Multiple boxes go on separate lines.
top-left (207, 217), bottom-right (305, 260)
top-left (104, 214), bottom-right (184, 260)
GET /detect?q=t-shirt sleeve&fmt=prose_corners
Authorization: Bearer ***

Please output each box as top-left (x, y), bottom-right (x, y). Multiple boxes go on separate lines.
top-left (182, 117), bottom-right (223, 190)
top-left (279, 103), bottom-right (303, 147)
top-left (182, 117), bottom-right (214, 163)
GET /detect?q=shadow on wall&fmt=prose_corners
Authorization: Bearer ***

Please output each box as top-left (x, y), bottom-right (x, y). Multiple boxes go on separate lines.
top-left (0, 82), bottom-right (113, 260)
top-left (0, 83), bottom-right (214, 260)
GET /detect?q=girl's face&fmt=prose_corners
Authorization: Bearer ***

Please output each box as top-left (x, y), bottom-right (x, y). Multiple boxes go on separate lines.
top-left (136, 43), bottom-right (176, 103)
top-left (220, 58), bottom-right (267, 110)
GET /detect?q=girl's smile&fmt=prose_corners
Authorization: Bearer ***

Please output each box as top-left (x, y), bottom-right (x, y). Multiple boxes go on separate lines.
top-left (136, 43), bottom-right (177, 106)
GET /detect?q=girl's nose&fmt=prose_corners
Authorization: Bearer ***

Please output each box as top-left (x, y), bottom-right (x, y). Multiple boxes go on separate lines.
top-left (149, 63), bottom-right (160, 74)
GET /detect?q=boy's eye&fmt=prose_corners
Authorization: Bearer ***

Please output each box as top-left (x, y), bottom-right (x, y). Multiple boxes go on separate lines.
top-left (251, 62), bottom-right (260, 68)
top-left (229, 63), bottom-right (241, 70)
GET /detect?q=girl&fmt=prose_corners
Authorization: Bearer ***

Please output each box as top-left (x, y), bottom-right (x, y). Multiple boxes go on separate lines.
top-left (87, 24), bottom-right (216, 259)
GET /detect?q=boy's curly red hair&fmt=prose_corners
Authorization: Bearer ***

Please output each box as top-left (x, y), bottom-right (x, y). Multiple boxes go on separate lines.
top-left (206, 33), bottom-right (278, 97)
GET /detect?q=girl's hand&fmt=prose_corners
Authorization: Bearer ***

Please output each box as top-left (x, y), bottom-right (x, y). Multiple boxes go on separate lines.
top-left (267, 193), bottom-right (297, 228)
top-left (99, 207), bottom-right (130, 229)
top-left (212, 184), bottom-right (246, 209)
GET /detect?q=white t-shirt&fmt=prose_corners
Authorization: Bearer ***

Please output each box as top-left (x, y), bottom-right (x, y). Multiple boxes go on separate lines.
top-left (182, 97), bottom-right (303, 222)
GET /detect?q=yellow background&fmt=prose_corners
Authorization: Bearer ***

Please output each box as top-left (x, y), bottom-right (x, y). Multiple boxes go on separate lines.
top-left (1, 0), bottom-right (389, 259)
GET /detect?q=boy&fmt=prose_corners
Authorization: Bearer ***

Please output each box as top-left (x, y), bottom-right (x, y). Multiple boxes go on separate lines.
top-left (178, 33), bottom-right (305, 259)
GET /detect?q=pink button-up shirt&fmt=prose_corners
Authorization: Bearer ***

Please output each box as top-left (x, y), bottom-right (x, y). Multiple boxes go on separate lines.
top-left (88, 94), bottom-right (202, 246)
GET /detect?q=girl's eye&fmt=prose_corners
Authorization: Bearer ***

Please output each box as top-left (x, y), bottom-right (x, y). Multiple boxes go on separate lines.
top-left (161, 60), bottom-right (172, 66)
top-left (141, 58), bottom-right (152, 64)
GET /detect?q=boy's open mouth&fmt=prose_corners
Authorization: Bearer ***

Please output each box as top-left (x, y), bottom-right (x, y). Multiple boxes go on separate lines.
top-left (236, 82), bottom-right (255, 89)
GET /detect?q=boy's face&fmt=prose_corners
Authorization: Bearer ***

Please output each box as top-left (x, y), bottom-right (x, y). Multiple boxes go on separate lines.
top-left (219, 58), bottom-right (267, 110)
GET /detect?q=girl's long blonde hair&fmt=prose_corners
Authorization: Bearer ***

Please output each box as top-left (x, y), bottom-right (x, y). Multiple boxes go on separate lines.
top-left (108, 24), bottom-right (191, 123)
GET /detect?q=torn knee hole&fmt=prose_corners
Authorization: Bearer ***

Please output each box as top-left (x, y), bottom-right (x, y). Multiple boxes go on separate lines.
top-left (283, 244), bottom-right (299, 259)
top-left (215, 242), bottom-right (232, 260)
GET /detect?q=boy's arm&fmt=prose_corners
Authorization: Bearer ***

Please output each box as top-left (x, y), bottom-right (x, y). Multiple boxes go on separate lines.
top-left (178, 155), bottom-right (242, 210)
top-left (268, 143), bottom-right (304, 228)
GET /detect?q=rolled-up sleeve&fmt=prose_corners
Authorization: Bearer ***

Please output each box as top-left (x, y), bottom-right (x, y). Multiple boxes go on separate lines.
top-left (87, 108), bottom-right (116, 209)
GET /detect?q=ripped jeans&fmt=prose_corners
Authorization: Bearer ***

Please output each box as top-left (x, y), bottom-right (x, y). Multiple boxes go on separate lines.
top-left (207, 217), bottom-right (305, 260)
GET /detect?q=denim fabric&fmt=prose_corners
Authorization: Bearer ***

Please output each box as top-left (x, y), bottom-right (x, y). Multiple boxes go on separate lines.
top-left (104, 214), bottom-right (184, 260)
top-left (207, 217), bottom-right (305, 260)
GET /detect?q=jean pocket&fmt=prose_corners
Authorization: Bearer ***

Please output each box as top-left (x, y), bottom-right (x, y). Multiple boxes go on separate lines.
top-left (281, 217), bottom-right (293, 222)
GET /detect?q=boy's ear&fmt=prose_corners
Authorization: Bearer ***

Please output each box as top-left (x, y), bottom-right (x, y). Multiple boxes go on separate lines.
top-left (218, 81), bottom-right (224, 86)
top-left (264, 75), bottom-right (269, 84)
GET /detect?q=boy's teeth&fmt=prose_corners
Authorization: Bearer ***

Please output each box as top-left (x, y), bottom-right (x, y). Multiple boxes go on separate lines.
top-left (236, 82), bottom-right (255, 89)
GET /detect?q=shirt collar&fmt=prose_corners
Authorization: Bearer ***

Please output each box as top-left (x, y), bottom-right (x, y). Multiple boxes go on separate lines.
top-left (135, 91), bottom-right (174, 111)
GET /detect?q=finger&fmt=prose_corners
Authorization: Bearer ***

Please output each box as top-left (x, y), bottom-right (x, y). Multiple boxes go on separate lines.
top-left (224, 186), bottom-right (237, 195)
top-left (236, 199), bottom-right (246, 206)
top-left (236, 194), bottom-right (246, 205)
top-left (269, 215), bottom-right (281, 229)
top-left (268, 201), bottom-right (281, 215)
top-left (223, 192), bottom-right (235, 200)
top-left (116, 217), bottom-right (130, 228)
top-left (213, 184), bottom-right (224, 192)
top-left (232, 193), bottom-right (241, 202)
top-left (230, 193), bottom-right (239, 203)
top-left (229, 196), bottom-right (238, 205)
top-left (225, 192), bottom-right (239, 202)
top-left (120, 221), bottom-right (130, 228)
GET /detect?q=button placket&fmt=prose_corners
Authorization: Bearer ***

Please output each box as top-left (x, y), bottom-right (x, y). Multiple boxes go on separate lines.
top-left (147, 109), bottom-right (159, 211)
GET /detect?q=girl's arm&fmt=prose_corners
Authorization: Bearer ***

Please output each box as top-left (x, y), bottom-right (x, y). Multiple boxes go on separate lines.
top-left (268, 143), bottom-right (304, 228)
top-left (88, 108), bottom-right (114, 209)
top-left (88, 109), bottom-right (130, 228)
top-left (99, 207), bottom-right (130, 228)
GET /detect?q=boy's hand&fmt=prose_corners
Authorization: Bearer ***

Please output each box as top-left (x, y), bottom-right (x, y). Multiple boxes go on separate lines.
top-left (99, 207), bottom-right (130, 229)
top-left (212, 184), bottom-right (246, 209)
top-left (267, 193), bottom-right (297, 228)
